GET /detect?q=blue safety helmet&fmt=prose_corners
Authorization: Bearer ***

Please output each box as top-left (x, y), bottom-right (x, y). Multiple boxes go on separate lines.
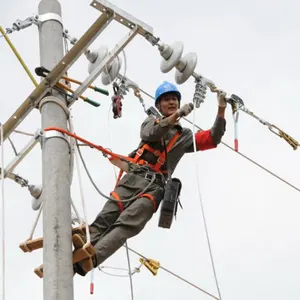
top-left (154, 81), bottom-right (181, 106)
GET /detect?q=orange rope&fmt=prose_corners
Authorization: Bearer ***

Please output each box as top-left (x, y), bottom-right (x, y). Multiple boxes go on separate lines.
top-left (44, 127), bottom-right (133, 163)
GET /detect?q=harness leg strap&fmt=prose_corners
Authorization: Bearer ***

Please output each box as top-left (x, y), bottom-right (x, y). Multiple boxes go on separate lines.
top-left (139, 193), bottom-right (157, 212)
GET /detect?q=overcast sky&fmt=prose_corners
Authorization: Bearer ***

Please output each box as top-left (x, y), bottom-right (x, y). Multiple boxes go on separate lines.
top-left (1, 0), bottom-right (300, 299)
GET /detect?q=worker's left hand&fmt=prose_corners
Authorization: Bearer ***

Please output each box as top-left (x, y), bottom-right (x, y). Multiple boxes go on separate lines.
top-left (217, 91), bottom-right (227, 108)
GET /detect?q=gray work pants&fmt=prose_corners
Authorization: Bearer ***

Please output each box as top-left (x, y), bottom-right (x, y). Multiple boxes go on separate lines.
top-left (89, 171), bottom-right (165, 267)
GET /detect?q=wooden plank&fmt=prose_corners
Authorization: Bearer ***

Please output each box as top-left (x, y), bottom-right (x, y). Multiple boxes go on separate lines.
top-left (34, 232), bottom-right (95, 279)
top-left (19, 224), bottom-right (87, 253)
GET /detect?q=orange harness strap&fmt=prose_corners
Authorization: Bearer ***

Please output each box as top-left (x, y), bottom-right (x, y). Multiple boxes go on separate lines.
top-left (132, 131), bottom-right (181, 173)
top-left (110, 191), bottom-right (124, 212)
top-left (139, 193), bottom-right (157, 212)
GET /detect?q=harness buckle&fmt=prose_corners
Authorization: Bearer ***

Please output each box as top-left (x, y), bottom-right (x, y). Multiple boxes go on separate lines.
top-left (136, 149), bottom-right (144, 156)
top-left (144, 172), bottom-right (153, 181)
top-left (157, 156), bottom-right (165, 165)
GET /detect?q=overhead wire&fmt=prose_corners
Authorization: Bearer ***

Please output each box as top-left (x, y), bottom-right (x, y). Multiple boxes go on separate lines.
top-left (191, 107), bottom-right (222, 299)
top-left (126, 246), bottom-right (219, 300)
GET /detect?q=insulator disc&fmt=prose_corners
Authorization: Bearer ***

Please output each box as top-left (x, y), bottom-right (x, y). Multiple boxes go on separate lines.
top-left (175, 52), bottom-right (198, 84)
top-left (160, 41), bottom-right (184, 73)
top-left (87, 46), bottom-right (108, 74)
top-left (101, 56), bottom-right (122, 85)
top-left (32, 197), bottom-right (42, 211)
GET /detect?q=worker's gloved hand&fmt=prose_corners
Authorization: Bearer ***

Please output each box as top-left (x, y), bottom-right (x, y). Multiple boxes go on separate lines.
top-left (177, 103), bottom-right (194, 117)
top-left (217, 91), bottom-right (227, 108)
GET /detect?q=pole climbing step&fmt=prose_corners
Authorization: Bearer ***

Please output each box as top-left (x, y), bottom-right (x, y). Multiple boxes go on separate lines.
top-left (19, 224), bottom-right (87, 253)
top-left (34, 233), bottom-right (96, 278)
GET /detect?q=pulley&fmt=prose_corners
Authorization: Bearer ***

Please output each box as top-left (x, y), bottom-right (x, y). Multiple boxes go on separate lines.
top-left (112, 95), bottom-right (122, 119)
top-left (85, 46), bottom-right (108, 74)
top-left (159, 41), bottom-right (184, 73)
top-left (175, 52), bottom-right (198, 84)
top-left (101, 56), bottom-right (122, 85)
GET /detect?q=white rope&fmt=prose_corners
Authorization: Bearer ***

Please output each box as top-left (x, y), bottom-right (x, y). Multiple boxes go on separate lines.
top-left (69, 114), bottom-right (91, 244)
top-left (29, 203), bottom-right (43, 240)
top-left (125, 242), bottom-right (134, 300)
top-left (191, 108), bottom-right (222, 299)
top-left (68, 113), bottom-right (95, 293)
top-left (1, 123), bottom-right (5, 300)
top-left (106, 103), bottom-right (134, 300)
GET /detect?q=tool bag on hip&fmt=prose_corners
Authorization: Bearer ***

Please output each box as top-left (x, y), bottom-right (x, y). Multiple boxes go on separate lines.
top-left (158, 177), bottom-right (182, 229)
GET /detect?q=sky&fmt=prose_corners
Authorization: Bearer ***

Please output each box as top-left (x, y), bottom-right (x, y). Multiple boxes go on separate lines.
top-left (1, 0), bottom-right (300, 299)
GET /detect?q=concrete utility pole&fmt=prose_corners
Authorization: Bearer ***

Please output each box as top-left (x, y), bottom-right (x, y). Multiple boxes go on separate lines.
top-left (38, 0), bottom-right (73, 299)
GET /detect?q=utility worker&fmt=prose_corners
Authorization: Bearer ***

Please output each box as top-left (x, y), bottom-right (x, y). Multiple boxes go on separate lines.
top-left (73, 81), bottom-right (227, 276)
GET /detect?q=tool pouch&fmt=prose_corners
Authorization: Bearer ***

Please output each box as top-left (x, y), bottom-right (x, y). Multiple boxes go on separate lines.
top-left (158, 178), bottom-right (182, 229)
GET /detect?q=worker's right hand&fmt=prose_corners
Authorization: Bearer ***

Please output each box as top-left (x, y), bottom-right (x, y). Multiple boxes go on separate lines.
top-left (177, 103), bottom-right (194, 117)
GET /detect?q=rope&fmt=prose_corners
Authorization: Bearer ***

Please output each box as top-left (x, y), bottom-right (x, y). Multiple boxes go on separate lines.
top-left (1, 122), bottom-right (5, 300)
top-left (125, 242), bottom-right (134, 300)
top-left (68, 116), bottom-right (91, 245)
top-left (125, 246), bottom-right (219, 300)
top-left (191, 108), bottom-right (222, 299)
top-left (0, 26), bottom-right (38, 87)
top-left (137, 87), bottom-right (300, 194)
top-left (29, 203), bottom-right (43, 240)
top-left (106, 104), bottom-right (134, 300)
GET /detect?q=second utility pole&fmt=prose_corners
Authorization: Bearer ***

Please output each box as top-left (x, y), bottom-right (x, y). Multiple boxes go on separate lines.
top-left (38, 0), bottom-right (73, 299)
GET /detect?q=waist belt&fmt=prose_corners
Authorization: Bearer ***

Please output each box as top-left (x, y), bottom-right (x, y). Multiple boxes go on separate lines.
top-left (132, 167), bottom-right (166, 187)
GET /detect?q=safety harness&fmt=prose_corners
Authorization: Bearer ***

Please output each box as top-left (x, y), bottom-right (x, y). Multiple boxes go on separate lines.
top-left (111, 128), bottom-right (182, 212)
top-left (132, 131), bottom-right (181, 174)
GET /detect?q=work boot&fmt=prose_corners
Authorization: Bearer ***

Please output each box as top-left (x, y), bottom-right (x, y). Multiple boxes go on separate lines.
top-left (72, 233), bottom-right (97, 277)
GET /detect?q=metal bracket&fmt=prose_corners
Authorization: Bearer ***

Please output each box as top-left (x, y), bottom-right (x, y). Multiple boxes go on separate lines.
top-left (5, 15), bottom-right (39, 34)
top-left (91, 0), bottom-right (153, 36)
top-left (63, 29), bottom-right (77, 45)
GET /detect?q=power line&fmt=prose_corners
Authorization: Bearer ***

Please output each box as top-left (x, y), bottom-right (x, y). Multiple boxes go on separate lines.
top-left (126, 246), bottom-right (219, 300)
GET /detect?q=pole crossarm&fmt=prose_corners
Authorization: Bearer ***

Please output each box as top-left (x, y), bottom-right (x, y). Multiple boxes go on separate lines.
top-left (90, 0), bottom-right (154, 36)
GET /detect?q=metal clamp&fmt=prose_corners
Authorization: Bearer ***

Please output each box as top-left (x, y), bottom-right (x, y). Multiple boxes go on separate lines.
top-left (42, 130), bottom-right (70, 149)
top-left (36, 13), bottom-right (63, 27)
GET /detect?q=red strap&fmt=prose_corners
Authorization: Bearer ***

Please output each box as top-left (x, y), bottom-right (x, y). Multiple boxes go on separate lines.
top-left (195, 130), bottom-right (216, 151)
top-left (110, 191), bottom-right (124, 212)
top-left (139, 193), bottom-right (157, 212)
